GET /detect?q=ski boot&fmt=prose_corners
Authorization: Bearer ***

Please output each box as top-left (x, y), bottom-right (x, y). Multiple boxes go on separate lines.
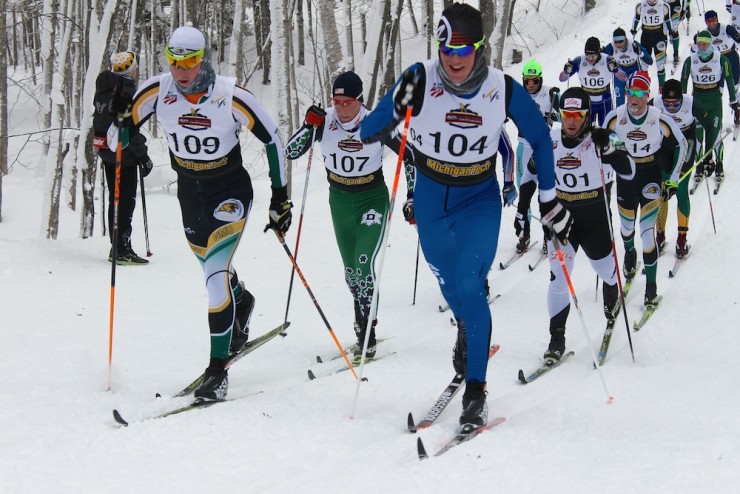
top-left (603, 282), bottom-right (621, 320)
top-left (715, 161), bottom-right (724, 182)
top-left (452, 319), bottom-right (467, 376)
top-left (194, 358), bottom-right (228, 401)
top-left (353, 319), bottom-right (377, 361)
top-left (644, 282), bottom-right (660, 309)
top-left (230, 282), bottom-right (255, 355)
top-left (675, 233), bottom-right (688, 259)
top-left (543, 326), bottom-right (566, 365)
top-left (655, 230), bottom-right (666, 253)
top-left (109, 246), bottom-right (149, 265)
top-left (515, 232), bottom-right (531, 253)
top-left (459, 381), bottom-right (488, 431)
top-left (623, 248), bottom-right (637, 280)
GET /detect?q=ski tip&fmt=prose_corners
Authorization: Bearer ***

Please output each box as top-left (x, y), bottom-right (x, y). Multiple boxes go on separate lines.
top-left (449, 317), bottom-right (456, 326)
top-left (112, 409), bottom-right (129, 427)
top-left (438, 305), bottom-right (445, 312)
top-left (407, 412), bottom-right (417, 433)
top-left (528, 264), bottom-right (535, 271)
top-left (316, 356), bottom-right (323, 364)
top-left (307, 370), bottom-right (317, 380)
top-left (155, 392), bottom-right (161, 398)
top-left (517, 369), bottom-right (528, 384)
top-left (668, 270), bottom-right (675, 278)
top-left (498, 262), bottom-right (506, 270)
top-left (417, 437), bottom-right (429, 460)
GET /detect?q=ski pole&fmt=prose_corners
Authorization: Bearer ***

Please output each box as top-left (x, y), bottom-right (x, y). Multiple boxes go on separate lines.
top-left (138, 165), bottom-right (152, 257)
top-left (532, 215), bottom-right (614, 403)
top-left (284, 127), bottom-right (318, 326)
top-left (704, 172), bottom-right (717, 234)
top-left (597, 160), bottom-right (635, 363)
top-left (270, 228), bottom-right (358, 380)
top-left (108, 117), bottom-right (128, 391)
top-left (412, 237), bottom-right (420, 305)
top-left (351, 106), bottom-right (414, 418)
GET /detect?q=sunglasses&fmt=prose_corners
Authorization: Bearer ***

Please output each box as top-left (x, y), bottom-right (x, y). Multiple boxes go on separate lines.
top-left (165, 46), bottom-right (205, 69)
top-left (523, 77), bottom-right (540, 84)
top-left (559, 109), bottom-right (588, 120)
top-left (626, 89), bottom-right (648, 98)
top-left (662, 99), bottom-right (681, 112)
top-left (332, 98), bottom-right (359, 108)
top-left (436, 36), bottom-right (486, 57)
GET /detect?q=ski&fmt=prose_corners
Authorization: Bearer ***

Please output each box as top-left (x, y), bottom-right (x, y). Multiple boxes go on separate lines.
top-left (714, 178), bottom-right (723, 195)
top-left (498, 241), bottom-right (539, 270)
top-left (689, 174), bottom-right (703, 195)
top-left (668, 247), bottom-right (691, 278)
top-left (528, 250), bottom-right (548, 271)
top-left (440, 293), bottom-right (500, 313)
top-left (517, 350), bottom-right (575, 384)
top-left (315, 337), bottom-right (393, 363)
top-left (633, 296), bottom-right (663, 331)
top-left (113, 391), bottom-right (264, 427)
top-left (173, 322), bottom-right (290, 398)
top-left (417, 417), bottom-right (506, 459)
top-left (307, 351), bottom-right (396, 380)
top-left (596, 319), bottom-right (617, 366)
top-left (407, 345), bottom-right (500, 433)
top-left (622, 260), bottom-right (642, 299)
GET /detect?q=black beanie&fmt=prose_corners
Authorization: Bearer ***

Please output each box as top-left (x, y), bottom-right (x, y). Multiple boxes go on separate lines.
top-left (613, 28), bottom-right (627, 39)
top-left (437, 2), bottom-right (484, 46)
top-left (662, 79), bottom-right (683, 100)
top-left (333, 71), bottom-right (363, 101)
top-left (585, 37), bottom-right (601, 55)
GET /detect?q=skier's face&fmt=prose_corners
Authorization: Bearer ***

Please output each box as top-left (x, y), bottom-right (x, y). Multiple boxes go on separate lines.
top-left (705, 18), bottom-right (718, 31)
top-left (626, 88), bottom-right (649, 115)
top-left (560, 109), bottom-right (588, 137)
top-left (170, 63), bottom-right (201, 88)
top-left (332, 96), bottom-right (361, 123)
top-left (439, 49), bottom-right (476, 85)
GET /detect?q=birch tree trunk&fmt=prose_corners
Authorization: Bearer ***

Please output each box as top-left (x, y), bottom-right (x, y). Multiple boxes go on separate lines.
top-left (360, 0), bottom-right (389, 108)
top-left (343, 0), bottom-right (354, 69)
top-left (230, 0), bottom-right (245, 81)
top-left (379, 0), bottom-right (404, 97)
top-left (317, 0), bottom-right (343, 80)
top-left (39, 0), bottom-right (58, 162)
top-left (423, 0), bottom-right (434, 58)
top-left (0, 0), bottom-right (7, 221)
top-left (271, 0), bottom-right (293, 192)
top-left (489, 0), bottom-right (512, 69)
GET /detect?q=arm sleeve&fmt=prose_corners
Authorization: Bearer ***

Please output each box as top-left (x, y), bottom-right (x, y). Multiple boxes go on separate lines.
top-left (284, 125), bottom-right (318, 160)
top-left (386, 128), bottom-right (417, 196)
top-left (721, 55), bottom-right (738, 103)
top-left (504, 75), bottom-right (556, 201)
top-left (233, 85), bottom-right (288, 189)
top-left (660, 114), bottom-right (689, 182)
top-left (499, 129), bottom-right (515, 184)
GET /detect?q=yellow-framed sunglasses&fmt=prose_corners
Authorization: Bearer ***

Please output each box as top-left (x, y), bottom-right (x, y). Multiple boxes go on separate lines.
top-left (435, 36), bottom-right (486, 57)
top-left (164, 46), bottom-right (205, 69)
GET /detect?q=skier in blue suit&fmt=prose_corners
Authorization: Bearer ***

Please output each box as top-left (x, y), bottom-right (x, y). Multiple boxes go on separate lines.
top-left (360, 2), bottom-right (572, 432)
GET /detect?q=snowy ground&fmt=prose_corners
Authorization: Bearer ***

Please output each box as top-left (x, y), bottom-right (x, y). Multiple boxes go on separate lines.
top-left (2, 1), bottom-right (739, 492)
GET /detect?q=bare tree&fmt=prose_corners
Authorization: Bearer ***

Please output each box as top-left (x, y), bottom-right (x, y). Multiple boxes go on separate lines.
top-left (489, 0), bottom-right (513, 69)
top-left (0, 0), bottom-right (7, 221)
top-left (318, 0), bottom-right (343, 79)
top-left (360, 0), bottom-right (390, 108)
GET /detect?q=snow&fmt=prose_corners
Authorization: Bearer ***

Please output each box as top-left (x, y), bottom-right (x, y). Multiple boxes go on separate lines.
top-left (2, 1), bottom-right (739, 492)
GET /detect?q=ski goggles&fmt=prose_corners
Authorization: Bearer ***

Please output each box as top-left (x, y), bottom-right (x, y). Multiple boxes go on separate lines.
top-left (165, 46), bottom-right (205, 69)
top-left (626, 88), bottom-right (649, 98)
top-left (436, 36), bottom-right (486, 57)
top-left (662, 99), bottom-right (682, 112)
top-left (559, 109), bottom-right (588, 120)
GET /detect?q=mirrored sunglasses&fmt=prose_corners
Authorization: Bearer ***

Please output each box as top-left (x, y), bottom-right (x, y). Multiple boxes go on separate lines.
top-left (662, 99), bottom-right (682, 111)
top-left (436, 36), bottom-right (486, 57)
top-left (626, 89), bottom-right (648, 98)
top-left (559, 109), bottom-right (588, 120)
top-left (165, 46), bottom-right (205, 69)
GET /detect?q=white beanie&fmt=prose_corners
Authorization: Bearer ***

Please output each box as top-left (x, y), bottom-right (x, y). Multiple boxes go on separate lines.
top-left (167, 26), bottom-right (206, 55)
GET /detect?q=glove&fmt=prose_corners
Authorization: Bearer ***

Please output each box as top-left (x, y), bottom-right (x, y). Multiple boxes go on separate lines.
top-left (563, 60), bottom-right (574, 75)
top-left (630, 29), bottom-right (637, 37)
top-left (549, 86), bottom-right (561, 98)
top-left (632, 41), bottom-right (641, 54)
top-left (304, 104), bottom-right (326, 127)
top-left (539, 197), bottom-right (572, 245)
top-left (514, 211), bottom-right (530, 237)
top-left (607, 58), bottom-right (618, 72)
top-left (704, 160), bottom-right (715, 177)
top-left (546, 111), bottom-right (559, 126)
top-left (109, 77), bottom-right (136, 119)
top-left (402, 197), bottom-right (415, 225)
top-left (591, 127), bottom-right (612, 149)
top-left (670, 30), bottom-right (678, 39)
top-left (730, 102), bottom-right (740, 112)
top-left (662, 180), bottom-right (678, 200)
top-left (140, 157), bottom-right (153, 177)
top-left (502, 182), bottom-right (517, 207)
top-left (264, 186), bottom-right (293, 235)
top-left (393, 67), bottom-right (421, 117)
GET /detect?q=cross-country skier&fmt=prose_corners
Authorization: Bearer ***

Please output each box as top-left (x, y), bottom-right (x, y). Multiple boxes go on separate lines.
top-left (559, 37), bottom-right (619, 125)
top-left (108, 26), bottom-right (291, 401)
top-left (631, 0), bottom-right (673, 91)
top-left (603, 27), bottom-right (654, 106)
top-left (360, 2), bottom-right (572, 432)
top-left (603, 71), bottom-right (687, 308)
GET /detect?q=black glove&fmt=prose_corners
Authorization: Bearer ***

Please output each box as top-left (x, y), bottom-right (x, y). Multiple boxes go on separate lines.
top-left (704, 160), bottom-right (716, 177)
top-left (304, 104), bottom-right (326, 127)
top-left (264, 186), bottom-right (293, 235)
top-left (670, 30), bottom-right (678, 39)
top-left (563, 60), bottom-right (574, 75)
top-left (591, 127), bottom-right (613, 149)
top-left (394, 67), bottom-right (421, 117)
top-left (607, 58), bottom-right (618, 72)
top-left (730, 102), bottom-right (740, 112)
top-left (662, 180), bottom-right (678, 200)
top-left (140, 157), bottom-right (153, 177)
top-left (630, 28), bottom-right (637, 36)
top-left (514, 211), bottom-right (530, 237)
top-left (109, 77), bottom-right (136, 120)
top-left (502, 182), bottom-right (518, 207)
top-left (546, 111), bottom-right (559, 126)
top-left (539, 197), bottom-right (572, 245)
top-left (632, 41), bottom-right (641, 54)
top-left (402, 197), bottom-right (415, 225)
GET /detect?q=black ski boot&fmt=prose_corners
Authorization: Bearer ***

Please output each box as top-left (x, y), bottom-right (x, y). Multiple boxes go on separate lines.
top-left (715, 161), bottom-right (724, 182)
top-left (459, 381), bottom-right (488, 431)
top-left (623, 248), bottom-right (637, 280)
top-left (230, 282), bottom-right (255, 355)
top-left (603, 282), bottom-right (621, 320)
top-left (644, 282), bottom-right (659, 309)
top-left (675, 233), bottom-right (688, 259)
top-left (655, 230), bottom-right (666, 253)
top-left (452, 319), bottom-right (467, 376)
top-left (516, 232), bottom-right (531, 253)
top-left (109, 246), bottom-right (149, 265)
top-left (544, 326), bottom-right (566, 365)
top-left (194, 358), bottom-right (228, 401)
top-left (353, 319), bottom-right (377, 361)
